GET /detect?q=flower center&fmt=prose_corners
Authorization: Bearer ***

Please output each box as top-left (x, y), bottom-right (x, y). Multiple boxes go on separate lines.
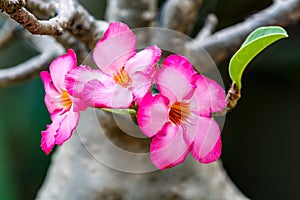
top-left (60, 91), bottom-right (72, 109)
top-left (169, 101), bottom-right (191, 125)
top-left (113, 67), bottom-right (132, 88)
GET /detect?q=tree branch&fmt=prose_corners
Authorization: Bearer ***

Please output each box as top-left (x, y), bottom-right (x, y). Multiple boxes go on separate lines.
top-left (0, 0), bottom-right (76, 35)
top-left (0, 33), bottom-right (63, 87)
top-left (36, 109), bottom-right (248, 200)
top-left (54, 31), bottom-right (89, 63)
top-left (187, 0), bottom-right (300, 65)
top-left (195, 13), bottom-right (218, 42)
top-left (0, 0), bottom-right (25, 12)
top-left (0, 19), bottom-right (17, 49)
top-left (1, 0), bottom-right (299, 199)
top-left (106, 0), bottom-right (158, 28)
top-left (67, 5), bottom-right (109, 49)
top-left (160, 0), bottom-right (204, 34)
top-left (0, 0), bottom-right (109, 87)
top-left (0, 52), bottom-right (53, 87)
top-left (25, 0), bottom-right (56, 19)
top-left (186, 0), bottom-right (300, 116)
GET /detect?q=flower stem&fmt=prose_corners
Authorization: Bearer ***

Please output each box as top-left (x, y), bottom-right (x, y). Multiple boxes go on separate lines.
top-left (99, 108), bottom-right (137, 116)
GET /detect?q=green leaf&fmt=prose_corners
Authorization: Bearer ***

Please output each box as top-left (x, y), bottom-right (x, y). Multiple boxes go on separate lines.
top-left (229, 26), bottom-right (288, 89)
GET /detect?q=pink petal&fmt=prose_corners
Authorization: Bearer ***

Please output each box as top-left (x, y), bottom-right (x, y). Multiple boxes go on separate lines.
top-left (137, 93), bottom-right (169, 138)
top-left (93, 22), bottom-right (136, 75)
top-left (41, 128), bottom-right (55, 155)
top-left (156, 55), bottom-right (196, 104)
top-left (71, 97), bottom-right (88, 112)
top-left (125, 45), bottom-right (161, 76)
top-left (81, 79), bottom-right (111, 107)
top-left (111, 85), bottom-right (134, 108)
top-left (130, 72), bottom-right (152, 104)
top-left (199, 137), bottom-right (222, 164)
top-left (82, 79), bottom-right (133, 108)
top-left (40, 111), bottom-right (63, 154)
top-left (50, 49), bottom-right (77, 92)
top-left (40, 71), bottom-right (61, 114)
top-left (65, 65), bottom-right (103, 98)
top-left (188, 117), bottom-right (222, 164)
top-left (189, 75), bottom-right (226, 116)
top-left (150, 122), bottom-right (189, 169)
top-left (55, 110), bottom-right (80, 145)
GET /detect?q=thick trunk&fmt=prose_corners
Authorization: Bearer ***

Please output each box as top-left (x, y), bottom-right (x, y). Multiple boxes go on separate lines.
top-left (36, 109), bottom-right (247, 200)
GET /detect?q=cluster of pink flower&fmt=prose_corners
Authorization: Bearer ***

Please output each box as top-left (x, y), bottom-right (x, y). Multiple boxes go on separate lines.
top-left (40, 22), bottom-right (226, 169)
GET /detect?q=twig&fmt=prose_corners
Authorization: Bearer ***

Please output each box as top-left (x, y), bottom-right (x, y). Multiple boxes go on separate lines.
top-left (0, 0), bottom-right (25, 12)
top-left (187, 0), bottom-right (300, 65)
top-left (106, 0), bottom-right (158, 28)
top-left (26, 0), bottom-right (56, 19)
top-left (0, 52), bottom-right (54, 87)
top-left (0, 19), bottom-right (17, 49)
top-left (2, 0), bottom-right (109, 49)
top-left (55, 31), bottom-right (89, 63)
top-left (225, 83), bottom-right (241, 112)
top-left (197, 0), bottom-right (300, 117)
top-left (0, 33), bottom-right (64, 87)
top-left (213, 83), bottom-right (241, 117)
top-left (195, 13), bottom-right (218, 42)
top-left (183, 0), bottom-right (300, 116)
top-left (0, 0), bottom-right (76, 35)
top-left (67, 5), bottom-right (109, 50)
top-left (160, 0), bottom-right (204, 34)
top-left (0, 0), bottom-right (109, 87)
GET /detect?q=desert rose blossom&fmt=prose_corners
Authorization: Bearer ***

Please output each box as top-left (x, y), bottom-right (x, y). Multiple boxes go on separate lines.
top-left (40, 49), bottom-right (86, 154)
top-left (137, 55), bottom-right (226, 169)
top-left (65, 22), bottom-right (161, 109)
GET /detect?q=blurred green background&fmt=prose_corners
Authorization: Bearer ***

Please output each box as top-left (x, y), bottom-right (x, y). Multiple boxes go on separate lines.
top-left (0, 0), bottom-right (299, 199)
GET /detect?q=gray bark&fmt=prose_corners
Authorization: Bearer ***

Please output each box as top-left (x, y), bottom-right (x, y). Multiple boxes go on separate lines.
top-left (36, 109), bottom-right (247, 200)
top-left (160, 0), bottom-right (204, 34)
top-left (106, 0), bottom-right (157, 28)
top-left (1, 0), bottom-right (299, 199)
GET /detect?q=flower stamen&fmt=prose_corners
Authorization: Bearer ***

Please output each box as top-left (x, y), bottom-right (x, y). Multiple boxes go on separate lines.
top-left (113, 67), bottom-right (132, 88)
top-left (60, 91), bottom-right (72, 109)
top-left (169, 101), bottom-right (191, 125)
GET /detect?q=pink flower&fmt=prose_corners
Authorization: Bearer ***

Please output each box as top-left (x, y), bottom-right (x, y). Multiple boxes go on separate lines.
top-left (137, 55), bottom-right (226, 169)
top-left (66, 22), bottom-right (161, 109)
top-left (40, 49), bottom-right (84, 154)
